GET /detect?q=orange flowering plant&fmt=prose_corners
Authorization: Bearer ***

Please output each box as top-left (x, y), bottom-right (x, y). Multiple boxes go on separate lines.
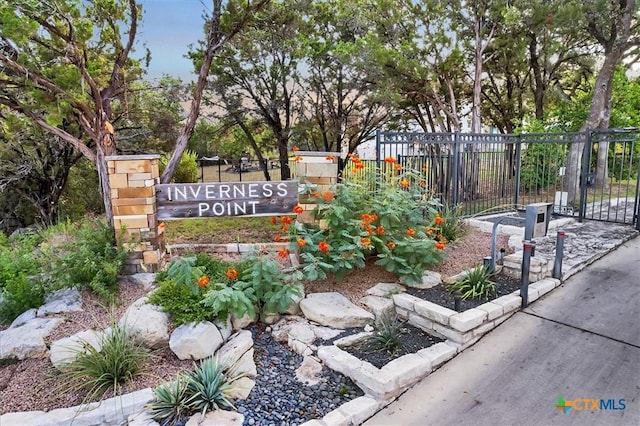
top-left (286, 169), bottom-right (452, 285)
top-left (148, 251), bottom-right (302, 325)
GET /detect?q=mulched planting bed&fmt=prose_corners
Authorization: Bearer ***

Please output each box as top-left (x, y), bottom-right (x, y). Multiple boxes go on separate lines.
top-left (405, 273), bottom-right (521, 312)
top-left (322, 323), bottom-right (444, 369)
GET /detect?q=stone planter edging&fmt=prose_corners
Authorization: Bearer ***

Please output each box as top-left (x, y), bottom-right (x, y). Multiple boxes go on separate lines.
top-left (0, 388), bottom-right (153, 426)
top-left (393, 277), bottom-right (561, 350)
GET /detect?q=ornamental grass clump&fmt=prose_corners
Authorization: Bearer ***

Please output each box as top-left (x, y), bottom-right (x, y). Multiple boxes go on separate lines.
top-left (56, 321), bottom-right (152, 402)
top-left (287, 157), bottom-right (454, 285)
top-left (447, 264), bottom-right (497, 301)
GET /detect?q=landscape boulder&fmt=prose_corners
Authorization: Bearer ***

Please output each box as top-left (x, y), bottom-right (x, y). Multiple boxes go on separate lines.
top-left (299, 292), bottom-right (374, 329)
top-left (169, 321), bottom-right (224, 361)
top-left (0, 317), bottom-right (64, 360)
top-left (36, 288), bottom-right (82, 317)
top-left (216, 330), bottom-right (253, 370)
top-left (50, 329), bottom-right (102, 368)
top-left (119, 297), bottom-right (169, 349)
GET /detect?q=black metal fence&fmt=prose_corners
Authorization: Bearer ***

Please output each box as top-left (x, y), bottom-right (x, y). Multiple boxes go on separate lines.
top-left (376, 129), bottom-right (639, 227)
top-left (197, 157), bottom-right (287, 183)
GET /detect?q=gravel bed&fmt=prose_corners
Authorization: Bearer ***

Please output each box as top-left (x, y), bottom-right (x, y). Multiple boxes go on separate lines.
top-left (405, 273), bottom-right (521, 311)
top-left (234, 324), bottom-right (363, 425)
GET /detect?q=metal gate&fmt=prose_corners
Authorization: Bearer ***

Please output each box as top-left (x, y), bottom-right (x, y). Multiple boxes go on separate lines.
top-left (375, 129), bottom-right (640, 229)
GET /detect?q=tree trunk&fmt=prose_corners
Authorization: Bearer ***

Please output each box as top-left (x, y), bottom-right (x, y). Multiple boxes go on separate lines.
top-left (235, 117), bottom-right (271, 181)
top-left (566, 49), bottom-right (620, 203)
top-left (277, 138), bottom-right (291, 180)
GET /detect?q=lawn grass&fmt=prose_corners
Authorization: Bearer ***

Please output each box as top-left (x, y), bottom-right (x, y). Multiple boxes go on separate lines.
top-left (163, 216), bottom-right (282, 244)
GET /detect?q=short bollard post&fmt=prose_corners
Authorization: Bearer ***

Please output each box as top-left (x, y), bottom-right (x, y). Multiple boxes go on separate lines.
top-left (553, 230), bottom-right (566, 279)
top-left (520, 241), bottom-right (536, 308)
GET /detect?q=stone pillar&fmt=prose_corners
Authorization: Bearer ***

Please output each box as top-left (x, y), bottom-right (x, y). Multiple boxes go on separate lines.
top-left (106, 155), bottom-right (165, 273)
top-left (295, 151), bottom-right (340, 224)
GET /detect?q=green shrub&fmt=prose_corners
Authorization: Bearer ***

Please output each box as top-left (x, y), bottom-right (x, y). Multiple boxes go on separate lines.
top-left (57, 322), bottom-right (152, 401)
top-left (159, 150), bottom-right (200, 183)
top-left (0, 232), bottom-right (46, 324)
top-left (201, 253), bottom-right (302, 321)
top-left (153, 252), bottom-right (302, 326)
top-left (47, 219), bottom-right (127, 300)
top-left (148, 279), bottom-right (217, 326)
top-left (447, 265), bottom-right (496, 301)
top-left (0, 233), bottom-right (41, 288)
top-left (0, 275), bottom-right (46, 324)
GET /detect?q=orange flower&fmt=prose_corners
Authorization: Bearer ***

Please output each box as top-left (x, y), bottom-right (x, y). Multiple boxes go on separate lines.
top-left (158, 222), bottom-right (166, 229)
top-left (354, 162), bottom-right (365, 170)
top-left (387, 241), bottom-right (396, 249)
top-left (296, 238), bottom-right (307, 247)
top-left (434, 215), bottom-right (445, 225)
top-left (394, 164), bottom-right (402, 171)
top-left (375, 226), bottom-right (385, 235)
top-left (325, 155), bottom-right (335, 161)
top-left (435, 241), bottom-right (446, 250)
top-left (400, 179), bottom-right (410, 188)
top-left (225, 268), bottom-right (238, 280)
top-left (294, 156), bottom-right (303, 162)
top-left (318, 241), bottom-right (330, 253)
top-left (280, 216), bottom-right (292, 225)
top-left (322, 191), bottom-right (334, 202)
top-left (370, 213), bottom-right (378, 222)
top-left (351, 156), bottom-right (361, 163)
top-left (406, 228), bottom-right (416, 237)
top-left (278, 248), bottom-right (289, 259)
top-left (270, 217), bottom-right (277, 225)
top-left (293, 146), bottom-right (300, 152)
top-left (197, 275), bottom-right (210, 288)
top-left (281, 224), bottom-right (289, 233)
top-left (360, 237), bottom-right (372, 248)
top-left (274, 234), bottom-right (282, 242)
top-left (384, 156), bottom-right (396, 163)
top-left (311, 190), bottom-right (321, 198)
top-left (426, 227), bottom-right (435, 235)
top-left (294, 205), bottom-right (304, 214)
top-left (366, 226), bottom-right (374, 234)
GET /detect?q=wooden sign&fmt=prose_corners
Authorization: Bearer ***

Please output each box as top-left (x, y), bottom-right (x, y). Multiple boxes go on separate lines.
top-left (156, 181), bottom-right (298, 220)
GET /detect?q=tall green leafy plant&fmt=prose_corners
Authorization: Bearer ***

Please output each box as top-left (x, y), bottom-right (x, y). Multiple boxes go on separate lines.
top-left (0, 233), bottom-right (45, 323)
top-left (47, 219), bottom-right (128, 300)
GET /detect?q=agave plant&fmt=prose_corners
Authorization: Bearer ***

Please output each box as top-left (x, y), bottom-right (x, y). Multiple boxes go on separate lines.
top-left (367, 315), bottom-right (405, 355)
top-left (146, 377), bottom-right (189, 426)
top-left (184, 356), bottom-right (239, 416)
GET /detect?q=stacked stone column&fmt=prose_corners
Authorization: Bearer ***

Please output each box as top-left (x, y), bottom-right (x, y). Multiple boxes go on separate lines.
top-left (107, 155), bottom-right (165, 273)
top-left (294, 151), bottom-right (340, 225)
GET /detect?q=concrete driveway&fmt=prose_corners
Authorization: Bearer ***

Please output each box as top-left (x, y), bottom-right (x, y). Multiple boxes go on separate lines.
top-left (365, 236), bottom-right (640, 426)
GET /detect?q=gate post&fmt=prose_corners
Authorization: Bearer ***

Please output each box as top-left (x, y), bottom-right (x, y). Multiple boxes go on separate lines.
top-left (452, 132), bottom-right (460, 207)
top-left (107, 154), bottom-right (165, 273)
top-left (578, 131), bottom-right (593, 223)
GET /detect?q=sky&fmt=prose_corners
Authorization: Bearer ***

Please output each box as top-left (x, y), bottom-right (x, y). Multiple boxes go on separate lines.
top-left (136, 0), bottom-right (208, 81)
